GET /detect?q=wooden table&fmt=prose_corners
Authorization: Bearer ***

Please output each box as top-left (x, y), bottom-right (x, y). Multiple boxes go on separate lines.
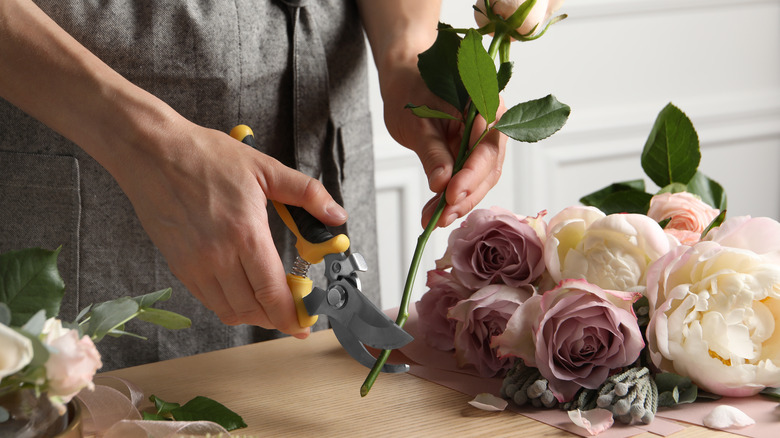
top-left (104, 330), bottom-right (736, 437)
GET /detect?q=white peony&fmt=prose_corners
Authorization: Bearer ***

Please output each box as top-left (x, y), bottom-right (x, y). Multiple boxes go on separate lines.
top-left (646, 216), bottom-right (780, 396)
top-left (544, 206), bottom-right (676, 291)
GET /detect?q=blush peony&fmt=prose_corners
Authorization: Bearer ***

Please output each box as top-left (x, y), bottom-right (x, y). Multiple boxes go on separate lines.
top-left (646, 216), bottom-right (780, 396)
top-left (493, 279), bottom-right (644, 402)
top-left (647, 192), bottom-right (720, 245)
top-left (448, 284), bottom-right (533, 378)
top-left (436, 207), bottom-right (546, 290)
top-left (545, 206), bottom-right (676, 292)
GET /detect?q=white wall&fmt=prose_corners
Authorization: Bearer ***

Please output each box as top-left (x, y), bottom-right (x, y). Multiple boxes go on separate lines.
top-left (371, 0), bottom-right (780, 308)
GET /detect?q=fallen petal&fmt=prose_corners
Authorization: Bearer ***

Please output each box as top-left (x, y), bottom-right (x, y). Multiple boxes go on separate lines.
top-left (568, 408), bottom-right (614, 436)
top-left (468, 393), bottom-right (508, 412)
top-left (702, 405), bottom-right (755, 429)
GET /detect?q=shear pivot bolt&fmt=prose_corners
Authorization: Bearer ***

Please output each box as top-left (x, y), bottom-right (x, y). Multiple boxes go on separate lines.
top-left (327, 285), bottom-right (347, 309)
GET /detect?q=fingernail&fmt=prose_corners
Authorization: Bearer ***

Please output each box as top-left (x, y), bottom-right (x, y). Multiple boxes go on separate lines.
top-left (443, 213), bottom-right (458, 227)
top-left (429, 166), bottom-right (446, 185)
top-left (454, 192), bottom-right (467, 204)
top-left (327, 203), bottom-right (348, 222)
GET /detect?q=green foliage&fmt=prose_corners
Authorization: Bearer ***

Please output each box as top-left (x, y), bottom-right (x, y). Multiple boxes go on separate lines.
top-left (458, 29), bottom-right (500, 124)
top-left (417, 24), bottom-right (469, 112)
top-left (148, 394), bottom-right (247, 431)
top-left (497, 61), bottom-right (513, 92)
top-left (494, 95), bottom-right (571, 143)
top-left (404, 104), bottom-right (459, 120)
top-left (0, 247), bottom-right (65, 326)
top-left (581, 103), bottom-right (727, 215)
top-left (655, 373), bottom-right (698, 407)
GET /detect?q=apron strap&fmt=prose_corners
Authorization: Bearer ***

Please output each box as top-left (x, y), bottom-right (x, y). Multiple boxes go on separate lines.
top-left (283, 0), bottom-right (330, 180)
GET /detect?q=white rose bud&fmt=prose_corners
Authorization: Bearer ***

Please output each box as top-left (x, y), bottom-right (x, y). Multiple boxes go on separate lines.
top-left (0, 322), bottom-right (34, 379)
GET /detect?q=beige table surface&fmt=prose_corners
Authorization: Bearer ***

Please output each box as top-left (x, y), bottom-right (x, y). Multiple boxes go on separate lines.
top-left (103, 329), bottom-right (737, 437)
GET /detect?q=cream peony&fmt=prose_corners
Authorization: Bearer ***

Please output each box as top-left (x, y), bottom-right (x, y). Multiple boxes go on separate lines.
top-left (474, 0), bottom-right (565, 36)
top-left (545, 206), bottom-right (676, 292)
top-left (646, 216), bottom-right (780, 396)
top-left (0, 322), bottom-right (33, 379)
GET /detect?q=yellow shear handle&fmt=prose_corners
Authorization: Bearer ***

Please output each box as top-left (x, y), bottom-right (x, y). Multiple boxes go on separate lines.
top-left (230, 125), bottom-right (350, 328)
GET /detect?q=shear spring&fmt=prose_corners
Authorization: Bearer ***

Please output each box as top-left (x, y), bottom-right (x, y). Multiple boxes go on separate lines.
top-left (291, 256), bottom-right (310, 277)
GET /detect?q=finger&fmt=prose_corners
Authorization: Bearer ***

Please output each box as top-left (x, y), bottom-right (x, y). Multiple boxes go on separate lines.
top-left (214, 253), bottom-right (275, 328)
top-left (258, 158), bottom-right (348, 227)
top-left (238, 213), bottom-right (310, 338)
top-left (445, 122), bottom-right (506, 208)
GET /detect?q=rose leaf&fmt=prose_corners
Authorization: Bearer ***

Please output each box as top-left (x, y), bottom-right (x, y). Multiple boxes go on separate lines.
top-left (0, 247), bottom-right (65, 326)
top-left (497, 61), bottom-right (513, 92)
top-left (137, 307), bottom-right (192, 330)
top-left (417, 23), bottom-right (469, 112)
top-left (494, 94), bottom-right (571, 143)
top-left (171, 396), bottom-right (247, 431)
top-left (641, 103), bottom-right (700, 187)
top-left (404, 104), bottom-right (460, 121)
top-left (458, 29), bottom-right (499, 124)
top-left (686, 171), bottom-right (727, 210)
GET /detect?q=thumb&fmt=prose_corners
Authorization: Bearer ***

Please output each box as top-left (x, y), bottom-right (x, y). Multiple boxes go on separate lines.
top-left (260, 158), bottom-right (348, 227)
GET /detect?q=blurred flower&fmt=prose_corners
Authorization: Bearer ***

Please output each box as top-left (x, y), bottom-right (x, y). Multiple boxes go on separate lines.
top-left (449, 284), bottom-right (534, 377)
top-left (416, 270), bottom-right (473, 351)
top-left (646, 216), bottom-right (780, 397)
top-left (0, 323), bottom-right (33, 379)
top-left (436, 207), bottom-right (547, 289)
top-left (43, 322), bottom-right (103, 404)
top-left (545, 206), bottom-right (676, 292)
top-left (647, 192), bottom-right (720, 244)
top-left (493, 279), bottom-right (644, 402)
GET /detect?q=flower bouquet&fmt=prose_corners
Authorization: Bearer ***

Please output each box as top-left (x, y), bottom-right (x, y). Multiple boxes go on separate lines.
top-left (0, 247), bottom-right (191, 437)
top-left (411, 101), bottom-right (780, 434)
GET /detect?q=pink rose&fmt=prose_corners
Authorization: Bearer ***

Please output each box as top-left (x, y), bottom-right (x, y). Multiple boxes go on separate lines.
top-left (647, 192), bottom-right (720, 244)
top-left (474, 0), bottom-right (566, 36)
top-left (448, 284), bottom-right (533, 378)
top-left (437, 207), bottom-right (546, 289)
top-left (493, 279), bottom-right (644, 402)
top-left (646, 216), bottom-right (780, 397)
top-left (44, 328), bottom-right (103, 403)
top-left (415, 270), bottom-right (473, 351)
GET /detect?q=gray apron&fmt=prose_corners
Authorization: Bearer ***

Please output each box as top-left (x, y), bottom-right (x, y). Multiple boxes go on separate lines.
top-left (0, 0), bottom-right (379, 370)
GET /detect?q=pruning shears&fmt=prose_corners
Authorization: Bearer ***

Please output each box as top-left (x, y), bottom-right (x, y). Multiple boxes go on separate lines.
top-left (230, 125), bottom-right (412, 373)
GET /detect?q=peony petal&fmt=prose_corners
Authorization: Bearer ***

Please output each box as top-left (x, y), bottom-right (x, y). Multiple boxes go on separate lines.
top-left (568, 408), bottom-right (614, 436)
top-left (468, 393), bottom-right (508, 412)
top-left (702, 405), bottom-right (755, 429)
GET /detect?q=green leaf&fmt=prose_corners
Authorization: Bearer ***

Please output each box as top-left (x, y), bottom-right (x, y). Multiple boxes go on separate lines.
top-left (494, 95), bottom-right (570, 143)
top-left (150, 394), bottom-right (181, 413)
top-left (404, 104), bottom-right (460, 121)
top-left (595, 191), bottom-right (653, 215)
top-left (657, 182), bottom-right (688, 194)
top-left (0, 303), bottom-right (11, 326)
top-left (654, 373), bottom-right (698, 407)
top-left (505, 0), bottom-right (538, 30)
top-left (20, 309), bottom-right (47, 336)
top-left (497, 61), bottom-right (513, 92)
top-left (760, 387), bottom-right (780, 401)
top-left (458, 29), bottom-right (499, 124)
top-left (641, 103), bottom-right (700, 187)
top-left (417, 23), bottom-right (469, 112)
top-left (0, 247), bottom-right (65, 326)
top-left (142, 411), bottom-right (169, 421)
top-left (133, 288), bottom-right (172, 308)
top-left (137, 308), bottom-right (192, 330)
top-left (580, 179), bottom-right (646, 207)
top-left (701, 209), bottom-right (727, 240)
top-left (84, 298), bottom-right (139, 342)
top-left (171, 396), bottom-right (247, 431)
top-left (686, 171), bottom-right (727, 210)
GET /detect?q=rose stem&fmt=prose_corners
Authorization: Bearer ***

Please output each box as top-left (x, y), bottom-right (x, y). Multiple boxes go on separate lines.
top-left (360, 33), bottom-right (504, 397)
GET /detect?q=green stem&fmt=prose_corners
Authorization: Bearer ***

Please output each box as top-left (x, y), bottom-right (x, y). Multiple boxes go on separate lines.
top-left (361, 31), bottom-right (504, 397)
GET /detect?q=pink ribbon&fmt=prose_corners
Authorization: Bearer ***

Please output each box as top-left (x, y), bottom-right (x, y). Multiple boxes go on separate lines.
top-left (76, 376), bottom-right (231, 438)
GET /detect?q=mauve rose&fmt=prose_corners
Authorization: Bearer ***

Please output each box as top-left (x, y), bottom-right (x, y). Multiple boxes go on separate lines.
top-left (416, 270), bottom-right (473, 351)
top-left (493, 279), bottom-right (644, 402)
top-left (43, 323), bottom-right (102, 403)
top-left (646, 216), bottom-right (780, 397)
top-left (436, 207), bottom-right (546, 289)
top-left (647, 192), bottom-right (720, 245)
top-left (474, 0), bottom-right (566, 36)
top-left (448, 284), bottom-right (534, 377)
